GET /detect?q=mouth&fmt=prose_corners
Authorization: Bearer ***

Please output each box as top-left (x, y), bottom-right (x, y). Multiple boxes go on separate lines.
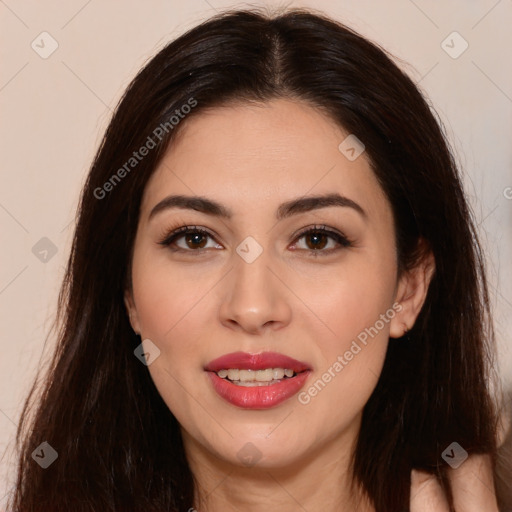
top-left (215, 367), bottom-right (303, 386)
top-left (204, 351), bottom-right (312, 409)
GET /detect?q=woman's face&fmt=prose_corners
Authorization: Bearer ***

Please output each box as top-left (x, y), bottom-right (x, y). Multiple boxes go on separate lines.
top-left (125, 98), bottom-right (418, 470)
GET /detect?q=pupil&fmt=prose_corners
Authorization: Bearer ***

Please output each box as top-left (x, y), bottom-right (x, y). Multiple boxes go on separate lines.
top-left (308, 233), bottom-right (326, 249)
top-left (187, 233), bottom-right (206, 248)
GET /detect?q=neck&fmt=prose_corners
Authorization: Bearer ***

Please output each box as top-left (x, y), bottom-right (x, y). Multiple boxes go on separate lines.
top-left (182, 417), bottom-right (375, 512)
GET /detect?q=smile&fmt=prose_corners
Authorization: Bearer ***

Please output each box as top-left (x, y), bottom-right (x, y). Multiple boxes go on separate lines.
top-left (217, 367), bottom-right (296, 384)
top-left (204, 351), bottom-right (312, 409)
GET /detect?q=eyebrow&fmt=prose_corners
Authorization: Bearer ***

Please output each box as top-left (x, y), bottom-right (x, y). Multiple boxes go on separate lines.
top-left (148, 193), bottom-right (367, 222)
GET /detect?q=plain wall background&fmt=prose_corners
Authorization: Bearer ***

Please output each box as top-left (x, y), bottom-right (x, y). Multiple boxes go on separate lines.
top-left (1, 0), bottom-right (511, 504)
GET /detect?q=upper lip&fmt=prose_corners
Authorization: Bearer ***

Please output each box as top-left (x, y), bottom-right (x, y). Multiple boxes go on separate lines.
top-left (204, 351), bottom-right (312, 372)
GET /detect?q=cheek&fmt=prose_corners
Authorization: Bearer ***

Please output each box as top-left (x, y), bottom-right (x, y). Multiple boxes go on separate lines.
top-left (131, 248), bottom-right (216, 349)
top-left (306, 251), bottom-right (397, 356)
top-left (130, 254), bottom-right (215, 424)
top-left (295, 252), bottom-right (396, 420)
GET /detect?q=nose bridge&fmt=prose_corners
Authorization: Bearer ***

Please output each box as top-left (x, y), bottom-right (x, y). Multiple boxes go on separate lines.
top-left (232, 238), bottom-right (274, 307)
top-left (234, 241), bottom-right (271, 292)
top-left (219, 236), bottom-right (290, 332)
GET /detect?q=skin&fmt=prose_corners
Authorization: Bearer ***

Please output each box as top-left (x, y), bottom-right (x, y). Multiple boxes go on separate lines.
top-left (124, 98), bottom-right (498, 511)
top-left (411, 454), bottom-right (499, 511)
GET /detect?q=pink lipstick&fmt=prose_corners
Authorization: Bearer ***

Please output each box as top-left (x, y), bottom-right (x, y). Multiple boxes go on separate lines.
top-left (204, 351), bottom-right (312, 409)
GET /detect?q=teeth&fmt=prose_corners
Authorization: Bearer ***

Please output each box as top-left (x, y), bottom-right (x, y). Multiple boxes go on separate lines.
top-left (227, 369), bottom-right (239, 381)
top-left (235, 380), bottom-right (279, 387)
top-left (215, 368), bottom-right (297, 382)
top-left (239, 370), bottom-right (253, 382)
top-left (273, 368), bottom-right (285, 379)
top-left (256, 369), bottom-right (274, 381)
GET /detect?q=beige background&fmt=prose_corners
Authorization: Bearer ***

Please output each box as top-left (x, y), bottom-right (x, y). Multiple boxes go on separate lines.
top-left (1, 0), bottom-right (511, 504)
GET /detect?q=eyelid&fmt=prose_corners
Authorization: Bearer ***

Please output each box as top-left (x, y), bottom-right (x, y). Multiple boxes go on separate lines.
top-left (289, 224), bottom-right (353, 255)
top-left (157, 223), bottom-right (353, 254)
top-left (157, 225), bottom-right (217, 248)
top-left (291, 224), bottom-right (350, 244)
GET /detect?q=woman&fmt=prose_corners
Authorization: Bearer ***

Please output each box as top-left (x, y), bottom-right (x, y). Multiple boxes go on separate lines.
top-left (9, 7), bottom-right (508, 511)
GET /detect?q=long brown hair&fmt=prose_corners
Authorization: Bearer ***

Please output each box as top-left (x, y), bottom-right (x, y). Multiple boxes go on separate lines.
top-left (10, 7), bottom-right (503, 511)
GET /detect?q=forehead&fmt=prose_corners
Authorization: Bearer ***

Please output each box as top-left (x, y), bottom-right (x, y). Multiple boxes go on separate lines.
top-left (160, 98), bottom-right (348, 174)
top-left (140, 98), bottom-right (389, 223)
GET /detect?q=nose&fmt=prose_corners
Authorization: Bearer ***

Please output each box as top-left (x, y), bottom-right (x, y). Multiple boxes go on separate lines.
top-left (218, 245), bottom-right (292, 335)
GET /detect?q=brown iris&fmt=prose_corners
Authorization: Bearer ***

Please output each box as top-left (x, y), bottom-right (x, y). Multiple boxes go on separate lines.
top-left (185, 233), bottom-right (208, 249)
top-left (305, 232), bottom-right (328, 250)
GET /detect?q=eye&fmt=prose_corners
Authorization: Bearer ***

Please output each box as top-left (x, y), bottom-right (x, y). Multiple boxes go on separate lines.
top-left (158, 225), bottom-right (221, 252)
top-left (157, 224), bottom-right (353, 255)
top-left (290, 225), bottom-right (353, 256)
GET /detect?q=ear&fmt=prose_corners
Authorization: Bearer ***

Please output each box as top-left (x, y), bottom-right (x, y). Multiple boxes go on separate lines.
top-left (124, 288), bottom-right (141, 335)
top-left (389, 239), bottom-right (435, 338)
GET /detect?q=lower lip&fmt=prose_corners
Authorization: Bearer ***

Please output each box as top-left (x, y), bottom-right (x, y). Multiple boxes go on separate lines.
top-left (206, 371), bottom-right (311, 409)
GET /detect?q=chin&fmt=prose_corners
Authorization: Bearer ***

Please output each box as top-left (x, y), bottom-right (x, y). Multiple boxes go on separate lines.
top-left (207, 430), bottom-right (313, 470)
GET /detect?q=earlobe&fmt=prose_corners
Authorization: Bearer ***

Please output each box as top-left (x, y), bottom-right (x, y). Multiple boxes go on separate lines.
top-left (389, 242), bottom-right (435, 339)
top-left (124, 289), bottom-right (141, 335)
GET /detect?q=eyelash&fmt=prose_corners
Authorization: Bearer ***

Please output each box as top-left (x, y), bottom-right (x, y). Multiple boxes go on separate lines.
top-left (157, 224), bottom-right (353, 257)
